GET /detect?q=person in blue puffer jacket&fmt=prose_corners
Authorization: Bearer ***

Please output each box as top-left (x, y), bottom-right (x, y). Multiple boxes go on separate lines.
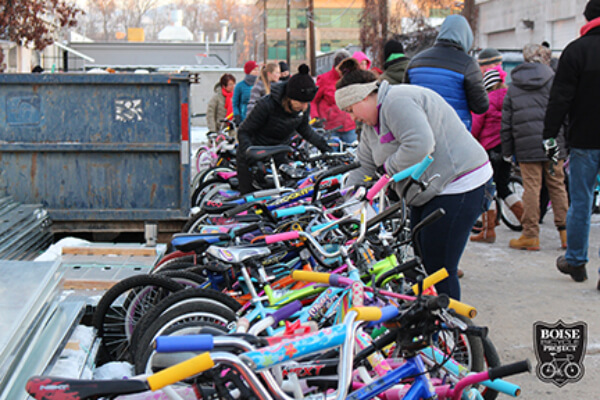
top-left (404, 14), bottom-right (489, 131)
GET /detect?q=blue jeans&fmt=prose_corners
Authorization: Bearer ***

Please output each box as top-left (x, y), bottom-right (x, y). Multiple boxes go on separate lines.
top-left (333, 129), bottom-right (357, 144)
top-left (565, 148), bottom-right (600, 266)
top-left (410, 184), bottom-right (485, 300)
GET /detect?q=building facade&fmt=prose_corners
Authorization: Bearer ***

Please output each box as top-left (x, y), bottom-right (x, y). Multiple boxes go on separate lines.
top-left (264, 0), bottom-right (362, 69)
top-left (475, 0), bottom-right (588, 51)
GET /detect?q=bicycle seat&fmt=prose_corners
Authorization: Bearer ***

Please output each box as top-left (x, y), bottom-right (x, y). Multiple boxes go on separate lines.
top-left (207, 132), bottom-right (219, 139)
top-left (26, 376), bottom-right (148, 400)
top-left (202, 199), bottom-right (241, 213)
top-left (171, 233), bottom-right (230, 253)
top-left (246, 145), bottom-right (293, 163)
top-left (206, 245), bottom-right (270, 264)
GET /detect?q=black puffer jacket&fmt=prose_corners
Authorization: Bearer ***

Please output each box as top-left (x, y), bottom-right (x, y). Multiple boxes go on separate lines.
top-left (501, 62), bottom-right (567, 162)
top-left (237, 81), bottom-right (330, 154)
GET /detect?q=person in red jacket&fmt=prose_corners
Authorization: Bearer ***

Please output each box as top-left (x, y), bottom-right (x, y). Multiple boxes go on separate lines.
top-left (470, 68), bottom-right (524, 243)
top-left (311, 50), bottom-right (357, 143)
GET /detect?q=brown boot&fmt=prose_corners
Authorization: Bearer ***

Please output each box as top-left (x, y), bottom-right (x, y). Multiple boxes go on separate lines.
top-left (509, 235), bottom-right (540, 251)
top-left (509, 201), bottom-right (524, 222)
top-left (559, 228), bottom-right (567, 249)
top-left (470, 210), bottom-right (496, 243)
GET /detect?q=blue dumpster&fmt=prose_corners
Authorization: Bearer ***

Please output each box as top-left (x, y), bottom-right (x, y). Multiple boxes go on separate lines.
top-left (0, 73), bottom-right (191, 232)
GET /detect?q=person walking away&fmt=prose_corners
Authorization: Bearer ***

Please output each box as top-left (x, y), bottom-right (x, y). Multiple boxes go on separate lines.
top-left (233, 60), bottom-right (260, 125)
top-left (543, 0), bottom-right (600, 286)
top-left (336, 58), bottom-right (491, 301)
top-left (379, 38), bottom-right (410, 85)
top-left (247, 62), bottom-right (281, 115)
top-left (501, 44), bottom-right (569, 251)
top-left (311, 50), bottom-right (357, 144)
top-left (470, 69), bottom-right (524, 243)
top-left (279, 61), bottom-right (290, 81)
top-left (236, 65), bottom-right (331, 194)
top-left (205, 74), bottom-right (236, 133)
top-left (405, 14), bottom-right (489, 131)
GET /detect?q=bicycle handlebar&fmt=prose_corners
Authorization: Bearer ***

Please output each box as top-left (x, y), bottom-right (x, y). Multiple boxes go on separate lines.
top-left (155, 334), bottom-right (214, 353)
top-left (146, 352), bottom-right (214, 391)
top-left (488, 360), bottom-right (531, 381)
top-left (264, 231), bottom-right (300, 244)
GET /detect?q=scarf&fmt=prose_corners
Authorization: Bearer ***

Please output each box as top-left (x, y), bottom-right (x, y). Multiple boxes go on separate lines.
top-left (222, 86), bottom-right (234, 119)
top-left (580, 16), bottom-right (600, 36)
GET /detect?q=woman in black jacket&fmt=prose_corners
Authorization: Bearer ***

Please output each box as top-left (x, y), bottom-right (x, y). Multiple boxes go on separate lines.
top-left (236, 64), bottom-right (331, 194)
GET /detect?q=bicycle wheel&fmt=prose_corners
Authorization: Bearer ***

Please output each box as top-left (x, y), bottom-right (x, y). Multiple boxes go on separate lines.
top-left (195, 147), bottom-right (215, 174)
top-left (480, 335), bottom-right (501, 400)
top-left (499, 175), bottom-right (524, 231)
top-left (92, 275), bottom-right (184, 363)
top-left (134, 302), bottom-right (236, 374)
top-left (129, 287), bottom-right (240, 360)
top-left (435, 314), bottom-right (484, 373)
top-left (190, 178), bottom-right (221, 208)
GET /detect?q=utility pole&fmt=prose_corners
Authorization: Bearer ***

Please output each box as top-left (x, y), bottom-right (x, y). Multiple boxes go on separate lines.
top-left (308, 0), bottom-right (316, 75)
top-left (286, 0), bottom-right (291, 67)
top-left (263, 0), bottom-right (268, 63)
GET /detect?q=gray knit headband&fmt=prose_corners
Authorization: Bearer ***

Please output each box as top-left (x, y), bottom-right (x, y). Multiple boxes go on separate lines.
top-left (335, 81), bottom-right (379, 111)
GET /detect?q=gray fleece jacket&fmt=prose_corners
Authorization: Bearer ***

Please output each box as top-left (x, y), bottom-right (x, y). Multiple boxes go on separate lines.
top-left (347, 81), bottom-right (489, 206)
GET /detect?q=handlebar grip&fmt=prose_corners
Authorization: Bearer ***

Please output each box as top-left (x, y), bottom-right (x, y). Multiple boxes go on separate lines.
top-left (146, 352), bottom-right (215, 391)
top-left (488, 360), bottom-right (531, 381)
top-left (367, 305), bottom-right (400, 327)
top-left (273, 206), bottom-right (306, 219)
top-left (291, 270), bottom-right (331, 284)
top-left (269, 300), bottom-right (302, 324)
top-left (448, 299), bottom-right (478, 319)
top-left (324, 161), bottom-right (361, 177)
top-left (366, 174), bottom-right (391, 202)
top-left (264, 231), bottom-right (300, 244)
top-left (349, 307), bottom-right (383, 321)
top-left (465, 325), bottom-right (489, 338)
top-left (410, 155), bottom-right (434, 180)
top-left (411, 268), bottom-right (449, 295)
top-left (223, 201), bottom-right (256, 218)
top-left (309, 222), bottom-right (339, 233)
top-left (232, 223), bottom-right (261, 238)
top-left (426, 294), bottom-right (450, 310)
top-left (155, 334), bottom-right (214, 353)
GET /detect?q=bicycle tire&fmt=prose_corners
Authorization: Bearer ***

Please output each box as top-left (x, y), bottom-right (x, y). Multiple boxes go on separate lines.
top-left (181, 211), bottom-right (213, 233)
top-left (92, 275), bottom-right (184, 363)
top-left (152, 255), bottom-right (199, 273)
top-left (435, 314), bottom-right (485, 374)
top-left (499, 175), bottom-right (524, 232)
top-left (156, 269), bottom-right (208, 287)
top-left (191, 178), bottom-right (221, 208)
top-left (135, 320), bottom-right (228, 375)
top-left (133, 302), bottom-right (236, 373)
top-left (129, 287), bottom-right (240, 360)
top-left (481, 335), bottom-right (501, 400)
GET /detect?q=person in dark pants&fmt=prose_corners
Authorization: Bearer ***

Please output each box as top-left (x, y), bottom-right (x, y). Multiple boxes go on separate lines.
top-left (543, 0), bottom-right (600, 286)
top-left (337, 59), bottom-right (490, 300)
top-left (236, 64), bottom-right (331, 194)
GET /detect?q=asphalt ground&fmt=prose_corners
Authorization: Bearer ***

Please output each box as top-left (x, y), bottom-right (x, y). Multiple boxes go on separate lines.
top-left (460, 211), bottom-right (600, 399)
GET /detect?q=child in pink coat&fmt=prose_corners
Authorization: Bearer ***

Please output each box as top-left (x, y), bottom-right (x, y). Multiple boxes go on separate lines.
top-left (470, 67), bottom-right (524, 243)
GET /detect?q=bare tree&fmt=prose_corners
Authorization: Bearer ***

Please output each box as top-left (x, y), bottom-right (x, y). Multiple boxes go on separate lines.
top-left (84, 0), bottom-right (117, 40)
top-left (0, 0), bottom-right (82, 70)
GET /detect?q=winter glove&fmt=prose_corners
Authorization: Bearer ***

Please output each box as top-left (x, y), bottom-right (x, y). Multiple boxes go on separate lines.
top-left (543, 138), bottom-right (559, 163)
top-left (233, 115), bottom-right (242, 127)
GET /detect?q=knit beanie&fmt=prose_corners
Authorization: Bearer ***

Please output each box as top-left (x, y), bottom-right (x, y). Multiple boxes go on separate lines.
top-left (244, 60), bottom-right (258, 74)
top-left (483, 69), bottom-right (502, 91)
top-left (333, 49), bottom-right (351, 67)
top-left (522, 44), bottom-right (551, 65)
top-left (286, 64), bottom-right (317, 102)
top-left (384, 39), bottom-right (405, 62)
top-left (278, 61), bottom-right (289, 73)
top-left (478, 48), bottom-right (502, 66)
top-left (584, 0), bottom-right (600, 21)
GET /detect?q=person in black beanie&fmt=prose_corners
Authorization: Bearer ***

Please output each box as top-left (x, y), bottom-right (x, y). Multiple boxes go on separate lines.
top-left (543, 0), bottom-right (600, 286)
top-left (236, 64), bottom-right (331, 194)
top-left (279, 61), bottom-right (290, 81)
top-left (379, 39), bottom-right (410, 85)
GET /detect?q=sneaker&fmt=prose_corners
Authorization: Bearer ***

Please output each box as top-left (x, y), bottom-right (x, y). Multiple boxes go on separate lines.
top-left (556, 255), bottom-right (588, 282)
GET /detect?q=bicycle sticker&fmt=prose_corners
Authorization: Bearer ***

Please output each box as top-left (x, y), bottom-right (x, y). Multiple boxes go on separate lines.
top-left (534, 320), bottom-right (587, 387)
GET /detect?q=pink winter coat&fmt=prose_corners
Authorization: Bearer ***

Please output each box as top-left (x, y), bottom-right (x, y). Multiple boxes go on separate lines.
top-left (311, 67), bottom-right (355, 132)
top-left (471, 87), bottom-right (507, 150)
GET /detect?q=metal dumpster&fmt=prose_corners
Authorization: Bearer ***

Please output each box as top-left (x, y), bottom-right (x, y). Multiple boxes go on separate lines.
top-left (0, 73), bottom-right (191, 234)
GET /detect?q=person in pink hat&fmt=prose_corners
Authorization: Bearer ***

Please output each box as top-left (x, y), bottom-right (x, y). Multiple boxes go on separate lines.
top-left (352, 51), bottom-right (372, 71)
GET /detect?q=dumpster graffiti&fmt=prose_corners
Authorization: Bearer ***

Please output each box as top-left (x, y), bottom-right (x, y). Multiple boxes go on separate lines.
top-left (115, 99), bottom-right (143, 122)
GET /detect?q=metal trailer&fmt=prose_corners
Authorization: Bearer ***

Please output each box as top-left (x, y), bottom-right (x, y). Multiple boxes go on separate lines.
top-left (0, 73), bottom-right (191, 237)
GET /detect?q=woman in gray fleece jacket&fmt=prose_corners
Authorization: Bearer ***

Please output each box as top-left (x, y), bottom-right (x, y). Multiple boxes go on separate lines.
top-left (336, 59), bottom-right (491, 300)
